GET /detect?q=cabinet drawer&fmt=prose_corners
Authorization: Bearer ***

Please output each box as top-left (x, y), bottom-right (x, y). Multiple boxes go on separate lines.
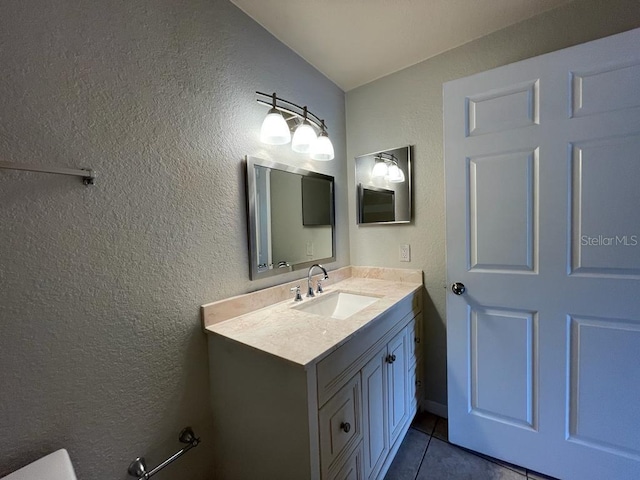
top-left (408, 358), bottom-right (423, 413)
top-left (407, 315), bottom-right (422, 366)
top-left (319, 374), bottom-right (363, 477)
top-left (327, 441), bottom-right (364, 480)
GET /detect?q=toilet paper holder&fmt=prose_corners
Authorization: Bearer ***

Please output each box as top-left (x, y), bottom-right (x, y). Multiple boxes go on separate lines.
top-left (127, 427), bottom-right (200, 479)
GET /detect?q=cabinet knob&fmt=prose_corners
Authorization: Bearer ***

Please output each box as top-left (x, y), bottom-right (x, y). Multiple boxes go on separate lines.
top-left (415, 337), bottom-right (420, 344)
top-left (340, 422), bottom-right (351, 433)
top-left (386, 354), bottom-right (397, 364)
top-left (415, 380), bottom-right (422, 387)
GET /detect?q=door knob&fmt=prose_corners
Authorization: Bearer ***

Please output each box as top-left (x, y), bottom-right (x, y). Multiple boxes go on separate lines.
top-left (451, 282), bottom-right (466, 295)
top-left (340, 422), bottom-right (351, 433)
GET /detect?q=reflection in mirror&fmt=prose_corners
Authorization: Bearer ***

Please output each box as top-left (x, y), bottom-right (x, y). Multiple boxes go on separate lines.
top-left (246, 156), bottom-right (335, 280)
top-left (355, 146), bottom-right (412, 224)
top-left (358, 185), bottom-right (395, 223)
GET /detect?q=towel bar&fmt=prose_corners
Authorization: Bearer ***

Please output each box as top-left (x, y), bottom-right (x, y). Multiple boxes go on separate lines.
top-left (127, 427), bottom-right (200, 479)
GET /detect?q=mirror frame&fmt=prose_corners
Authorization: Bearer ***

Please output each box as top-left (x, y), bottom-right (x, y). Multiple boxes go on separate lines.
top-left (355, 145), bottom-right (413, 225)
top-left (245, 155), bottom-right (336, 280)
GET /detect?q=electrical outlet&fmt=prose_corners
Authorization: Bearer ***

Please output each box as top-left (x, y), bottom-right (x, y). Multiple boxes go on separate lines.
top-left (399, 244), bottom-right (411, 262)
top-left (306, 241), bottom-right (314, 256)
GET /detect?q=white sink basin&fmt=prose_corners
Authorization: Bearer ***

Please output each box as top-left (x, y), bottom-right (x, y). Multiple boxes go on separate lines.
top-left (294, 291), bottom-right (380, 320)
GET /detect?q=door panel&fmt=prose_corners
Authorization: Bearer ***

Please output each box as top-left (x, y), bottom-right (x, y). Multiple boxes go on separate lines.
top-left (468, 149), bottom-right (538, 272)
top-left (570, 134), bottom-right (640, 277)
top-left (445, 28), bottom-right (640, 480)
top-left (466, 79), bottom-right (539, 136)
top-left (567, 315), bottom-right (640, 459)
top-left (571, 60), bottom-right (640, 117)
top-left (470, 307), bottom-right (536, 430)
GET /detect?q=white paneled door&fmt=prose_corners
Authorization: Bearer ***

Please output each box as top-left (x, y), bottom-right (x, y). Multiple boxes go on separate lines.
top-left (444, 28), bottom-right (640, 480)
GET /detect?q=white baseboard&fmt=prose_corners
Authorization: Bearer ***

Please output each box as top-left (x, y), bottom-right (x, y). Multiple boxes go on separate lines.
top-left (422, 399), bottom-right (447, 418)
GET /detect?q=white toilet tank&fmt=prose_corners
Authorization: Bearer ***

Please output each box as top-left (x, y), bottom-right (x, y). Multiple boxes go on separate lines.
top-left (1, 449), bottom-right (77, 480)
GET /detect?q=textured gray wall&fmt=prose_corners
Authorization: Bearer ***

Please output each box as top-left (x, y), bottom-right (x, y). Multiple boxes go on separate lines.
top-left (345, 0), bottom-right (640, 409)
top-left (0, 1), bottom-right (346, 479)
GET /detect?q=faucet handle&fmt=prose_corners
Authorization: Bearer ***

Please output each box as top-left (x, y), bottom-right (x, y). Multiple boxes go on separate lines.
top-left (316, 279), bottom-right (324, 294)
top-left (290, 286), bottom-right (303, 302)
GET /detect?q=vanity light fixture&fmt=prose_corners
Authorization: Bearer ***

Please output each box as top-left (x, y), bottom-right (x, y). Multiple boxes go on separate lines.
top-left (371, 153), bottom-right (405, 183)
top-left (257, 91), bottom-right (334, 160)
top-left (310, 120), bottom-right (334, 161)
top-left (260, 93), bottom-right (291, 145)
top-left (291, 106), bottom-right (318, 153)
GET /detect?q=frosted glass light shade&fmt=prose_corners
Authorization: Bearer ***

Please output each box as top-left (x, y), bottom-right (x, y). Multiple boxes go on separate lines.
top-left (310, 132), bottom-right (334, 161)
top-left (260, 109), bottom-right (291, 145)
top-left (387, 164), bottom-right (405, 183)
top-left (291, 122), bottom-right (317, 153)
top-left (371, 161), bottom-right (388, 178)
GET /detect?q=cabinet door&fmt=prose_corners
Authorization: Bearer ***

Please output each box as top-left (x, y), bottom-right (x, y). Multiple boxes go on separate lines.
top-left (387, 328), bottom-right (409, 446)
top-left (361, 348), bottom-right (388, 479)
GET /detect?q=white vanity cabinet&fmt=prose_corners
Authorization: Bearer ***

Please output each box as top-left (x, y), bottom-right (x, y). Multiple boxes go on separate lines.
top-left (207, 288), bottom-right (422, 480)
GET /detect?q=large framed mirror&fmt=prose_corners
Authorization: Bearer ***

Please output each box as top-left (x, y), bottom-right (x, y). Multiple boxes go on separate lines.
top-left (355, 145), bottom-right (412, 224)
top-left (246, 156), bottom-right (336, 280)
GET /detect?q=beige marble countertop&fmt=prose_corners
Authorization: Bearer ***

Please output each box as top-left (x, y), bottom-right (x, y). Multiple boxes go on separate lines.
top-left (203, 268), bottom-right (422, 368)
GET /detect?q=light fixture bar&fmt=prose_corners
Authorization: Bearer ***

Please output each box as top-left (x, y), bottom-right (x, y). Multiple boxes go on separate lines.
top-left (375, 152), bottom-right (397, 164)
top-left (0, 160), bottom-right (95, 185)
top-left (256, 91), bottom-right (327, 132)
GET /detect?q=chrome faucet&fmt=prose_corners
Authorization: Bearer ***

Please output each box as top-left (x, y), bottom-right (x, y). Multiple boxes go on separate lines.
top-left (307, 264), bottom-right (329, 297)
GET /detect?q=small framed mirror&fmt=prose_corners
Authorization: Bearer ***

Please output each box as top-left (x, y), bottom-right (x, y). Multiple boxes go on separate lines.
top-left (355, 146), bottom-right (412, 224)
top-left (246, 156), bottom-right (336, 280)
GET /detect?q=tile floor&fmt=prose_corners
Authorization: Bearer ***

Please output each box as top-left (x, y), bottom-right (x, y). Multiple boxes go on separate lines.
top-left (384, 412), bottom-right (559, 480)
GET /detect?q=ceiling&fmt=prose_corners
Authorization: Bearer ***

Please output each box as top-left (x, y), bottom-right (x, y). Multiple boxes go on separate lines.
top-left (231, 0), bottom-right (571, 91)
